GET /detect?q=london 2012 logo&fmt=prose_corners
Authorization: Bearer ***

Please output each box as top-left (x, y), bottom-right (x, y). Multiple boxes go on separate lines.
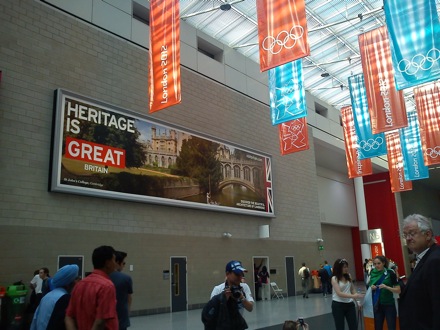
top-left (262, 26), bottom-right (304, 55)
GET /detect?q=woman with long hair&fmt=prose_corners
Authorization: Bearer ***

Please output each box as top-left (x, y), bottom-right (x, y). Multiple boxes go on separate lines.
top-left (331, 259), bottom-right (363, 330)
top-left (369, 256), bottom-right (400, 330)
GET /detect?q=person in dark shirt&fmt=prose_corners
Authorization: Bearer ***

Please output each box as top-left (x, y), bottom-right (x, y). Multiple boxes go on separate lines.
top-left (110, 251), bottom-right (133, 330)
top-left (318, 264), bottom-right (330, 297)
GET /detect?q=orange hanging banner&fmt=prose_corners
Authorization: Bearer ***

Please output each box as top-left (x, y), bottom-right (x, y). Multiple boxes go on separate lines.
top-left (414, 82), bottom-right (440, 166)
top-left (256, 0), bottom-right (309, 72)
top-left (358, 26), bottom-right (407, 134)
top-left (385, 132), bottom-right (412, 193)
top-left (370, 243), bottom-right (384, 258)
top-left (341, 106), bottom-right (373, 178)
top-left (149, 0), bottom-right (181, 113)
top-left (278, 117), bottom-right (309, 155)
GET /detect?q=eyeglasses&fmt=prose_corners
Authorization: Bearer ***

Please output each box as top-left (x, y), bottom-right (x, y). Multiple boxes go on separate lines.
top-left (402, 231), bottom-right (422, 239)
top-left (339, 259), bottom-right (347, 264)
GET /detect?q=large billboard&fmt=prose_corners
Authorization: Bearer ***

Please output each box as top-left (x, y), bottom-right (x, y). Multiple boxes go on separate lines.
top-left (50, 89), bottom-right (275, 217)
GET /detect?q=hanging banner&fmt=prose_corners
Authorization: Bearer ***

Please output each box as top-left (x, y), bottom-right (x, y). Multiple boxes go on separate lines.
top-left (384, 0), bottom-right (440, 90)
top-left (370, 243), bottom-right (384, 258)
top-left (149, 0), bottom-right (181, 113)
top-left (400, 109), bottom-right (430, 181)
top-left (256, 0), bottom-right (309, 72)
top-left (348, 74), bottom-right (387, 160)
top-left (385, 132), bottom-right (412, 193)
top-left (358, 26), bottom-right (408, 133)
top-left (341, 106), bottom-right (373, 178)
top-left (269, 60), bottom-right (307, 125)
top-left (414, 82), bottom-right (440, 166)
top-left (278, 117), bottom-right (309, 155)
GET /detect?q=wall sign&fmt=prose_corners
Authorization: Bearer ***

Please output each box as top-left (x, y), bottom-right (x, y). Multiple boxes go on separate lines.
top-left (50, 89), bottom-right (275, 217)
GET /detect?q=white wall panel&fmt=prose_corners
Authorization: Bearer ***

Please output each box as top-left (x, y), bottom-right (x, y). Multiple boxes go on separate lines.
top-left (43, 0), bottom-right (92, 21)
top-left (317, 171), bottom-right (358, 227)
top-left (92, 0), bottom-right (131, 39)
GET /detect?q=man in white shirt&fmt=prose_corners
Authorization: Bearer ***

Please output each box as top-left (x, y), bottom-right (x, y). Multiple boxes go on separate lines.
top-left (298, 262), bottom-right (310, 298)
top-left (210, 261), bottom-right (254, 314)
top-left (202, 261), bottom-right (254, 329)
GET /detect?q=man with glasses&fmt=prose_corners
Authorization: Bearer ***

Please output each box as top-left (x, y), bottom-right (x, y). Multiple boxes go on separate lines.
top-left (202, 260), bottom-right (253, 329)
top-left (399, 214), bottom-right (440, 330)
top-left (110, 251), bottom-right (133, 330)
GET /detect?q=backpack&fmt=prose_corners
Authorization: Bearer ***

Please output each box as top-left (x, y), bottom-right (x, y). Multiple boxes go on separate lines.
top-left (202, 294), bottom-right (221, 330)
top-left (303, 268), bottom-right (310, 279)
top-left (201, 293), bottom-right (248, 330)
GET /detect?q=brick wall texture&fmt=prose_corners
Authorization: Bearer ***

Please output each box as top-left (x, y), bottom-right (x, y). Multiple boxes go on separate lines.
top-left (0, 0), bottom-right (324, 312)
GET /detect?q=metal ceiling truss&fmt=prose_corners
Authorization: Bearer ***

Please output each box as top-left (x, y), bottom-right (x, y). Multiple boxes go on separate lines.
top-left (162, 0), bottom-right (439, 110)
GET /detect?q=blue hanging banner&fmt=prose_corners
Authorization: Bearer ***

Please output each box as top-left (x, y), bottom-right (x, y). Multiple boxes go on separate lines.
top-left (384, 0), bottom-right (440, 90)
top-left (348, 74), bottom-right (387, 159)
top-left (400, 109), bottom-right (430, 181)
top-left (269, 59), bottom-right (307, 125)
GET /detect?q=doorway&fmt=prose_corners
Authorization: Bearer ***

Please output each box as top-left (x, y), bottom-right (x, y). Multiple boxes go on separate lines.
top-left (285, 256), bottom-right (296, 296)
top-left (170, 256), bottom-right (187, 312)
top-left (252, 256), bottom-right (269, 301)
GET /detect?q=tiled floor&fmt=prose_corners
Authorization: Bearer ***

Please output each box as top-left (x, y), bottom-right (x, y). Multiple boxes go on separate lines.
top-left (130, 289), bottom-right (366, 330)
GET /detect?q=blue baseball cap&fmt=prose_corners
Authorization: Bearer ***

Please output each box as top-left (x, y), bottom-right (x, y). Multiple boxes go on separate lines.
top-left (226, 261), bottom-right (247, 275)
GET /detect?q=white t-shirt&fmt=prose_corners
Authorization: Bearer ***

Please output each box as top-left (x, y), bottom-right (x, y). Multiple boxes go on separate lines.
top-left (332, 277), bottom-right (354, 303)
top-left (30, 274), bottom-right (43, 294)
top-left (210, 282), bottom-right (254, 315)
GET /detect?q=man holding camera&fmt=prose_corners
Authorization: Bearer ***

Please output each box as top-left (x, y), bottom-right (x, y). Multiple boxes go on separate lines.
top-left (202, 260), bottom-right (254, 329)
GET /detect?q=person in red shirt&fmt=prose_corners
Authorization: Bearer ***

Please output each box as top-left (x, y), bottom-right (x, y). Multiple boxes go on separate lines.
top-left (65, 246), bottom-right (118, 330)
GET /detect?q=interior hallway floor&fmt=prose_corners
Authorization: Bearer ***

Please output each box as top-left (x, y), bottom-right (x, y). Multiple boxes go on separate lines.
top-left (130, 287), bottom-right (366, 330)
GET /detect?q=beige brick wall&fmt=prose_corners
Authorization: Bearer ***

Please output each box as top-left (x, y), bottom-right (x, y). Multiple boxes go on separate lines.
top-left (0, 0), bottom-right (325, 313)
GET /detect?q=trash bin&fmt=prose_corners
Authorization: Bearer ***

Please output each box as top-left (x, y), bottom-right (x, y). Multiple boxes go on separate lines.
top-left (0, 286), bottom-right (6, 325)
top-left (1, 285), bottom-right (28, 330)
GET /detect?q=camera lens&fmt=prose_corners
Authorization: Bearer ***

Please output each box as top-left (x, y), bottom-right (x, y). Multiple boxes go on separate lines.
top-left (230, 285), bottom-right (242, 299)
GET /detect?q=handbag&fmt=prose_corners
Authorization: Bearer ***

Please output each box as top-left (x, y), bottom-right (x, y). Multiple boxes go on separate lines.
top-left (362, 287), bottom-right (374, 318)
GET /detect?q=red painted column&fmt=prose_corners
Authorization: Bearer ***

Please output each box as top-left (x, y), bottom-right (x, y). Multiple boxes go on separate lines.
top-left (362, 172), bottom-right (406, 276)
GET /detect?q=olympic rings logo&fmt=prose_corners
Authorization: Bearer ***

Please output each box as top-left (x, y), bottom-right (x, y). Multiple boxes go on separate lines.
top-left (397, 48), bottom-right (440, 75)
top-left (262, 26), bottom-right (304, 55)
top-left (283, 81), bottom-right (303, 94)
top-left (288, 124), bottom-right (303, 133)
top-left (359, 137), bottom-right (384, 151)
top-left (425, 146), bottom-right (440, 158)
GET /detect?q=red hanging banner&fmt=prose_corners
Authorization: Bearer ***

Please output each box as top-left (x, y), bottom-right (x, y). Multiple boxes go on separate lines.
top-left (358, 26), bottom-right (407, 134)
top-left (341, 106), bottom-right (373, 178)
top-left (278, 117), bottom-right (309, 155)
top-left (149, 0), bottom-right (181, 113)
top-left (256, 0), bottom-right (309, 72)
top-left (414, 82), bottom-right (440, 166)
top-left (385, 132), bottom-right (412, 193)
top-left (370, 243), bottom-right (384, 258)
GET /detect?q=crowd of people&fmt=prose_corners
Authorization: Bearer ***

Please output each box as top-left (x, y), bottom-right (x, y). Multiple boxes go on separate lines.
top-left (26, 246), bottom-right (133, 330)
top-left (14, 213), bottom-right (439, 330)
top-left (200, 213), bottom-right (438, 330)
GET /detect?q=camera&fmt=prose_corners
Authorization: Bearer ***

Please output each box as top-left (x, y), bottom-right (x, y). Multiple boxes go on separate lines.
top-left (298, 317), bottom-right (305, 326)
top-left (230, 285), bottom-right (242, 299)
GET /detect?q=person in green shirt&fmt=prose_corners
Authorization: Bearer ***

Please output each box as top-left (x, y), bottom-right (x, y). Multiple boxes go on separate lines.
top-left (369, 256), bottom-right (401, 330)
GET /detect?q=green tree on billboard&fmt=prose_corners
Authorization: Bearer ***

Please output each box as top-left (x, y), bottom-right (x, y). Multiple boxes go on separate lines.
top-left (67, 118), bottom-right (146, 168)
top-left (173, 137), bottom-right (222, 193)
